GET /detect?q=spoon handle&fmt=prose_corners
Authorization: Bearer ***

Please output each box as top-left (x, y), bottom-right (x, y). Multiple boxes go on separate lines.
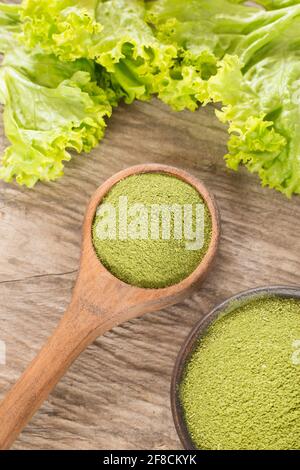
top-left (0, 302), bottom-right (103, 450)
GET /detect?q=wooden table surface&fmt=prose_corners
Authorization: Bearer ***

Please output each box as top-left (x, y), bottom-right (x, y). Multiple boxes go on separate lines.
top-left (1, 9), bottom-right (300, 449)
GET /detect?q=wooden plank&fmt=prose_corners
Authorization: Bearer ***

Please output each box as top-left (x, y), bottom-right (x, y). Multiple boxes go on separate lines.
top-left (1, 0), bottom-right (300, 451)
top-left (1, 98), bottom-right (300, 450)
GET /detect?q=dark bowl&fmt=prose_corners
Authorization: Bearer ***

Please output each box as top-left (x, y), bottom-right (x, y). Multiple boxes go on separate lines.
top-left (171, 285), bottom-right (300, 450)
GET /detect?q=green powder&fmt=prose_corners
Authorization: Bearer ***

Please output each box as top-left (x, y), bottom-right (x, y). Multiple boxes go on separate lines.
top-left (92, 173), bottom-right (212, 288)
top-left (180, 297), bottom-right (300, 450)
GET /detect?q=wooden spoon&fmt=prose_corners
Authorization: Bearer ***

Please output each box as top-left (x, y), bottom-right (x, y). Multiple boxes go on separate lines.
top-left (0, 163), bottom-right (220, 450)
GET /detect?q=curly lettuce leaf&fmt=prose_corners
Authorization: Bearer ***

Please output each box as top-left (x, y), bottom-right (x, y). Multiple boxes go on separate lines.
top-left (0, 5), bottom-right (117, 188)
top-left (21, 0), bottom-right (102, 61)
top-left (148, 0), bottom-right (300, 195)
top-left (2, 42), bottom-right (97, 89)
top-left (0, 2), bottom-right (22, 52)
top-left (92, 0), bottom-right (177, 103)
top-left (206, 56), bottom-right (288, 193)
top-left (146, 0), bottom-right (267, 75)
top-left (2, 0), bottom-right (300, 195)
top-left (21, 0), bottom-right (177, 103)
top-left (254, 0), bottom-right (300, 8)
top-left (211, 7), bottom-right (300, 196)
top-left (145, 0), bottom-right (265, 111)
top-left (0, 63), bottom-right (112, 187)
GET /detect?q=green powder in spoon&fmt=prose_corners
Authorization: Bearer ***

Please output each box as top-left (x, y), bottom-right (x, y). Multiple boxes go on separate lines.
top-left (92, 173), bottom-right (212, 288)
top-left (180, 297), bottom-right (300, 450)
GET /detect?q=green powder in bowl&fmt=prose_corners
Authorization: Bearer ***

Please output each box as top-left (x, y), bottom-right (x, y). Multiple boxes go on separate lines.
top-left (180, 297), bottom-right (300, 450)
top-left (92, 173), bottom-right (212, 289)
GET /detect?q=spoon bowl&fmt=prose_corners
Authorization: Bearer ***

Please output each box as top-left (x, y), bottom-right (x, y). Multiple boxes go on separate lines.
top-left (78, 163), bottom-right (220, 320)
top-left (0, 163), bottom-right (220, 449)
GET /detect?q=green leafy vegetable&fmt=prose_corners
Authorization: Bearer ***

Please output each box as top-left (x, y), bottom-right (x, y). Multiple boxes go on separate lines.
top-left (0, 2), bottom-right (22, 52)
top-left (21, 0), bottom-right (102, 61)
top-left (1, 0), bottom-right (300, 195)
top-left (0, 40), bottom-right (113, 186)
top-left (21, 0), bottom-right (177, 103)
top-left (0, 1), bottom-right (115, 187)
top-left (147, 0), bottom-right (300, 196)
top-left (0, 66), bottom-right (112, 187)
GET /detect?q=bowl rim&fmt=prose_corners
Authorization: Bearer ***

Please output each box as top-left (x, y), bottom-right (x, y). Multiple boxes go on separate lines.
top-left (170, 285), bottom-right (300, 450)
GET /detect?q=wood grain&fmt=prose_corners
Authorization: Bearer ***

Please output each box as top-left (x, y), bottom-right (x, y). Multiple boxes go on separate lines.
top-left (1, 0), bottom-right (300, 449)
top-left (0, 163), bottom-right (220, 450)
